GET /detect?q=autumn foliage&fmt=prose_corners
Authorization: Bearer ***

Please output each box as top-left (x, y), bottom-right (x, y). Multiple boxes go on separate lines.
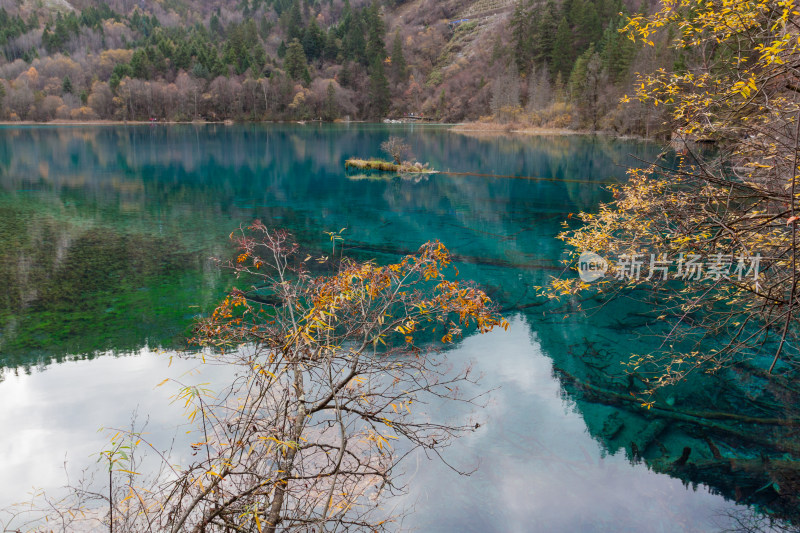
top-left (180, 224), bottom-right (505, 531)
top-left (551, 0), bottom-right (800, 398)
top-left (9, 223), bottom-right (506, 531)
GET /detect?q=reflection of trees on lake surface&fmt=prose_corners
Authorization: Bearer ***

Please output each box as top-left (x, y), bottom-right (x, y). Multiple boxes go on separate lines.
top-left (0, 125), bottom-right (645, 363)
top-left (0, 198), bottom-right (219, 363)
top-left (3, 126), bottom-right (795, 527)
top-left (535, 291), bottom-right (800, 527)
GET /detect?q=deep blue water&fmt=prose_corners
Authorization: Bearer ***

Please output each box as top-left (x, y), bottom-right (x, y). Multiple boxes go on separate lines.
top-left (0, 124), bottom-right (795, 531)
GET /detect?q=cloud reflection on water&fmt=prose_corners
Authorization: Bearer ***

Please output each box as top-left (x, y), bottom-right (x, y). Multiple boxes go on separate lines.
top-left (400, 316), bottom-right (738, 533)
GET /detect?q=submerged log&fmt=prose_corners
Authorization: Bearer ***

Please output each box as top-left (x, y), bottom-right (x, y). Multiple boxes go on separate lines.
top-left (555, 367), bottom-right (800, 428)
top-left (632, 419), bottom-right (669, 455)
top-left (673, 446), bottom-right (692, 466)
top-left (653, 456), bottom-right (800, 525)
top-left (553, 367), bottom-right (800, 455)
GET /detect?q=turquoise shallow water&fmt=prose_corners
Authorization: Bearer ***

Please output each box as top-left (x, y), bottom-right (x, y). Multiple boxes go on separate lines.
top-left (0, 124), bottom-right (796, 530)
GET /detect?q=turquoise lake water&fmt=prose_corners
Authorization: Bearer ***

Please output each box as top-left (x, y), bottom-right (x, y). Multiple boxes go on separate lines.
top-left (0, 124), bottom-right (796, 531)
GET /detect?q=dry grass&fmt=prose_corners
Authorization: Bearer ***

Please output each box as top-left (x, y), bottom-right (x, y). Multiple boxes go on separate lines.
top-left (450, 122), bottom-right (583, 137)
top-left (345, 158), bottom-right (435, 173)
top-left (450, 102), bottom-right (585, 137)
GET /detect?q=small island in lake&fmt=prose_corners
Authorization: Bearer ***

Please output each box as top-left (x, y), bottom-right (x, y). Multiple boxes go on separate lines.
top-left (344, 158), bottom-right (435, 174)
top-left (345, 136), bottom-right (436, 174)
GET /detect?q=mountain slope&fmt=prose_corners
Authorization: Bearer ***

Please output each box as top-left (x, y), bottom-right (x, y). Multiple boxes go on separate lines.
top-left (0, 0), bottom-right (661, 132)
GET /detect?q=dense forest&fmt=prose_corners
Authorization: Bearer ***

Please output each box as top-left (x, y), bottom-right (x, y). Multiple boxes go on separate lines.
top-left (0, 0), bottom-right (666, 134)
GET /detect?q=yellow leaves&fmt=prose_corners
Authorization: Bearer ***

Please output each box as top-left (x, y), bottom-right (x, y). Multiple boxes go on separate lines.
top-left (755, 34), bottom-right (791, 65)
top-left (258, 435), bottom-right (298, 453)
top-left (365, 429), bottom-right (398, 451)
top-left (254, 505), bottom-right (263, 532)
top-left (731, 77), bottom-right (758, 99)
top-left (252, 363), bottom-right (279, 381)
top-left (238, 503), bottom-right (263, 533)
top-left (120, 486), bottom-right (136, 504)
top-left (618, 0), bottom-right (799, 138)
top-left (171, 383), bottom-right (215, 424)
top-left (389, 400), bottom-right (412, 414)
top-left (324, 227), bottom-right (347, 246)
top-left (395, 319), bottom-right (418, 336)
top-left (346, 375), bottom-right (366, 390)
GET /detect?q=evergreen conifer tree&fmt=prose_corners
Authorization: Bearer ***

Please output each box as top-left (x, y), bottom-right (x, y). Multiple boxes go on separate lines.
top-left (210, 12), bottom-right (223, 36)
top-left (390, 31), bottom-right (407, 81)
top-left (284, 38), bottom-right (311, 84)
top-left (344, 11), bottom-right (367, 64)
top-left (576, 1), bottom-right (602, 50)
top-left (323, 30), bottom-right (340, 62)
top-left (286, 0), bottom-right (304, 42)
top-left (302, 18), bottom-right (325, 61)
top-left (599, 16), bottom-right (635, 83)
top-left (551, 17), bottom-right (574, 78)
top-left (368, 56), bottom-right (390, 118)
top-left (61, 75), bottom-right (73, 94)
top-left (365, 2), bottom-right (386, 64)
top-left (323, 81), bottom-right (338, 120)
top-left (534, 1), bottom-right (559, 66)
top-left (339, 60), bottom-right (353, 88)
top-left (510, 2), bottom-right (532, 74)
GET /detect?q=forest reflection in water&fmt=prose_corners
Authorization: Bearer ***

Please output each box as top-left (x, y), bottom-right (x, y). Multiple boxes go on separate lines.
top-left (0, 125), bottom-right (796, 531)
top-left (0, 124), bottom-right (632, 362)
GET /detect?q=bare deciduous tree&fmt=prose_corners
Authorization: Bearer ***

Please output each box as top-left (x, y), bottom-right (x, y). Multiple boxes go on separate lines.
top-left (526, 66), bottom-right (552, 113)
top-left (380, 136), bottom-right (413, 164)
top-left (490, 67), bottom-right (520, 122)
top-left (4, 223), bottom-right (506, 532)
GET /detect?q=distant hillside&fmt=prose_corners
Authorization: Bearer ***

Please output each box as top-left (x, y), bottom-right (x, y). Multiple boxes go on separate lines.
top-left (0, 0), bottom-right (669, 134)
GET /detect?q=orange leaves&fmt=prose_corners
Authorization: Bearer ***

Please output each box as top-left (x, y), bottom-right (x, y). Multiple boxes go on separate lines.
top-left (195, 226), bottom-right (506, 382)
top-left (391, 401), bottom-right (412, 414)
top-left (364, 429), bottom-right (398, 452)
top-left (394, 319), bottom-right (417, 336)
top-left (173, 225), bottom-right (512, 531)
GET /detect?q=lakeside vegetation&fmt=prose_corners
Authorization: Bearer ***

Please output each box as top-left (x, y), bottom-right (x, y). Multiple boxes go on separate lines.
top-left (344, 157), bottom-right (434, 172)
top-left (0, 0), bottom-right (659, 135)
top-left (550, 0), bottom-right (800, 397)
top-left (345, 135), bottom-right (435, 172)
top-left (2, 0), bottom-right (800, 529)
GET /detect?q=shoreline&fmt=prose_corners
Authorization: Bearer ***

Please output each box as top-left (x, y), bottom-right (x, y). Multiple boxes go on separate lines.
top-left (450, 122), bottom-right (584, 136)
top-left (0, 119), bottom-right (228, 126)
top-left (449, 121), bottom-right (656, 142)
top-left (0, 119), bottom-right (656, 142)
top-left (0, 119), bottom-right (399, 126)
